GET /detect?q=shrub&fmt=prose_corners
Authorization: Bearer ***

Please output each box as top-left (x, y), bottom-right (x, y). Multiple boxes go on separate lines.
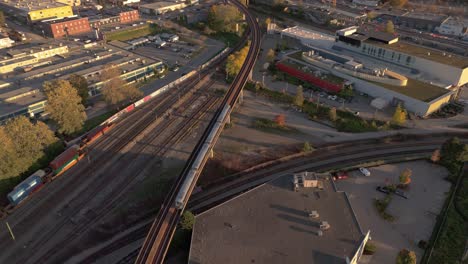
top-left (302, 142), bottom-right (314, 153)
top-left (396, 249), bottom-right (416, 264)
top-left (364, 242), bottom-right (377, 255)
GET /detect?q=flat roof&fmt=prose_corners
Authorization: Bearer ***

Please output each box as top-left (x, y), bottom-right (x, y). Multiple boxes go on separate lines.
top-left (140, 2), bottom-right (184, 9)
top-left (366, 40), bottom-right (468, 68)
top-left (190, 175), bottom-right (364, 264)
top-left (0, 0), bottom-right (68, 12)
top-left (370, 77), bottom-right (450, 102)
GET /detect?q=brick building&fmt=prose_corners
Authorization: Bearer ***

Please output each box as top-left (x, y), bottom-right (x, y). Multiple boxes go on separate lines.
top-left (89, 8), bottom-right (139, 28)
top-left (39, 16), bottom-right (91, 38)
top-left (118, 10), bottom-right (139, 23)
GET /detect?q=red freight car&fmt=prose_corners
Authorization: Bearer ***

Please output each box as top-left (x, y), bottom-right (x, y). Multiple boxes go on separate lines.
top-left (83, 123), bottom-right (114, 146)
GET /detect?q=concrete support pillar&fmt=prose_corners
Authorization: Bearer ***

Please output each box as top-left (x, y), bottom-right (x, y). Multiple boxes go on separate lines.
top-left (226, 114), bottom-right (231, 124)
top-left (210, 148), bottom-right (214, 159)
top-left (238, 89), bottom-right (244, 104)
top-left (248, 70), bottom-right (253, 81)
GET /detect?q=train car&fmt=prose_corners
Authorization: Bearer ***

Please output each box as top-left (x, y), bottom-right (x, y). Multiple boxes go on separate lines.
top-left (82, 123), bottom-right (114, 146)
top-left (49, 145), bottom-right (82, 177)
top-left (7, 172), bottom-right (44, 206)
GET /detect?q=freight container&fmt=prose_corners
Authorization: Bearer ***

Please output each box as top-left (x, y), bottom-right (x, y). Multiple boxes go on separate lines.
top-left (7, 175), bottom-right (44, 206)
top-left (49, 145), bottom-right (81, 175)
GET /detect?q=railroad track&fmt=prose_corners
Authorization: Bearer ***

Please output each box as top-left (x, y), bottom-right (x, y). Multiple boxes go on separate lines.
top-left (80, 136), bottom-right (467, 263)
top-left (18, 79), bottom-right (222, 264)
top-left (135, 1), bottom-right (262, 263)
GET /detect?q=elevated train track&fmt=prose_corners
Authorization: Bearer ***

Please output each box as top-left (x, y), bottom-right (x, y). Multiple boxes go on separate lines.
top-left (135, 0), bottom-right (262, 263)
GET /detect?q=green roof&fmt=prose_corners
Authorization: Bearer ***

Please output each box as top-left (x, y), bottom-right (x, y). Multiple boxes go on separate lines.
top-left (365, 40), bottom-right (468, 69)
top-left (370, 77), bottom-right (450, 102)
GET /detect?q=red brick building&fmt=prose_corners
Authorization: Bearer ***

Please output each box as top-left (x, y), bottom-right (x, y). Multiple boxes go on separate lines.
top-left (119, 10), bottom-right (139, 23)
top-left (39, 16), bottom-right (91, 38)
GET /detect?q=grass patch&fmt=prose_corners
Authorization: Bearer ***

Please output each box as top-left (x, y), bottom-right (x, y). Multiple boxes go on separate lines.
top-left (253, 118), bottom-right (297, 134)
top-left (426, 169), bottom-right (468, 264)
top-left (373, 194), bottom-right (395, 221)
top-left (105, 24), bottom-right (161, 41)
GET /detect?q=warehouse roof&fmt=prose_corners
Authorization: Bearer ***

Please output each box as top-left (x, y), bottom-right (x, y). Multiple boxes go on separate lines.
top-left (189, 174), bottom-right (364, 264)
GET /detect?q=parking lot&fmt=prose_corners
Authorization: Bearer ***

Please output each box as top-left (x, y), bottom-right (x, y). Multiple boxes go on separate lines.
top-left (334, 161), bottom-right (451, 263)
top-left (133, 41), bottom-right (200, 68)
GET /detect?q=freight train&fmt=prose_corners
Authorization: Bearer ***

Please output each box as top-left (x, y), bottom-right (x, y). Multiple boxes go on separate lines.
top-left (0, 123), bottom-right (114, 218)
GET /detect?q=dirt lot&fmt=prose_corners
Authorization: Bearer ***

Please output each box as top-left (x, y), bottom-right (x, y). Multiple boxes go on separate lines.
top-left (199, 88), bottom-right (342, 186)
top-left (334, 160), bottom-right (451, 264)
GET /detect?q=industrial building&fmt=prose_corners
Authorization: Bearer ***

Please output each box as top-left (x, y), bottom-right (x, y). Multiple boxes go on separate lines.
top-left (0, 34), bottom-right (14, 49)
top-left (38, 16), bottom-right (91, 38)
top-left (88, 8), bottom-right (139, 28)
top-left (0, 46), bottom-right (163, 122)
top-left (140, 2), bottom-right (187, 15)
top-left (0, 43), bottom-right (69, 74)
top-left (190, 173), bottom-right (370, 264)
top-left (0, 0), bottom-right (74, 23)
top-left (277, 26), bottom-right (463, 116)
top-left (436, 16), bottom-right (468, 37)
top-left (334, 26), bottom-right (468, 87)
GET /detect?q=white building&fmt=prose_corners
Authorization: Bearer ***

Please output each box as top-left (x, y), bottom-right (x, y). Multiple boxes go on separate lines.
top-left (140, 2), bottom-right (186, 15)
top-left (436, 17), bottom-right (468, 37)
top-left (118, 0), bottom-right (140, 5)
top-left (352, 0), bottom-right (379, 7)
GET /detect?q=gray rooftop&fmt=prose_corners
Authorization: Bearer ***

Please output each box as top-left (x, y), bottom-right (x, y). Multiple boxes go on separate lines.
top-left (189, 175), bottom-right (364, 264)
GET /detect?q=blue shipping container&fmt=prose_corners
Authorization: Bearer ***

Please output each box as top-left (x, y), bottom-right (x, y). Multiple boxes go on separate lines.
top-left (7, 175), bottom-right (43, 206)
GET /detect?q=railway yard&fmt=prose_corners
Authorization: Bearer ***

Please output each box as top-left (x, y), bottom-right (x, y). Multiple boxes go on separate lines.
top-left (0, 64), bottom-right (225, 263)
top-left (0, 0), bottom-right (467, 263)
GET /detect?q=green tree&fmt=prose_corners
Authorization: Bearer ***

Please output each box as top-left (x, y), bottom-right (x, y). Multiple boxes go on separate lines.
top-left (68, 74), bottom-right (89, 105)
top-left (44, 80), bottom-right (87, 135)
top-left (266, 48), bottom-right (276, 63)
top-left (396, 249), bottom-right (416, 264)
top-left (0, 117), bottom-right (57, 180)
top-left (392, 104), bottom-right (406, 125)
top-left (329, 107), bottom-right (337, 122)
top-left (180, 211), bottom-right (195, 230)
top-left (101, 65), bottom-right (143, 109)
top-left (0, 127), bottom-right (18, 179)
top-left (294, 85), bottom-right (304, 107)
top-left (386, 20), bottom-right (395, 34)
top-left (208, 4), bottom-right (241, 32)
top-left (302, 142), bottom-right (314, 152)
top-left (440, 137), bottom-right (468, 176)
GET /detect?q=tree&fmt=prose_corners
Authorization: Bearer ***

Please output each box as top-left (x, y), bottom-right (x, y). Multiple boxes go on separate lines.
top-left (364, 242), bottom-right (377, 255)
top-left (266, 48), bottom-right (275, 63)
top-left (68, 74), bottom-right (89, 105)
top-left (226, 44), bottom-right (250, 77)
top-left (180, 211), bottom-right (195, 230)
top-left (367, 11), bottom-right (378, 21)
top-left (294, 85), bottom-right (304, 107)
top-left (430, 149), bottom-right (441, 163)
top-left (208, 4), bottom-right (241, 32)
top-left (329, 107), bottom-right (337, 122)
top-left (396, 249), bottom-right (416, 264)
top-left (386, 20), bottom-right (395, 34)
top-left (44, 80), bottom-right (87, 135)
top-left (392, 104), bottom-right (406, 125)
top-left (303, 142), bottom-right (314, 152)
top-left (274, 114), bottom-right (286, 127)
top-left (440, 137), bottom-right (468, 175)
top-left (101, 65), bottom-right (143, 109)
top-left (0, 11), bottom-right (5, 25)
top-left (399, 168), bottom-right (412, 185)
top-left (0, 117), bottom-right (57, 180)
top-left (390, 0), bottom-right (408, 7)
top-left (264, 17), bottom-right (272, 29)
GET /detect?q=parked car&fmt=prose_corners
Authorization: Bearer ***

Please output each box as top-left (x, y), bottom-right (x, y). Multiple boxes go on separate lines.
top-left (332, 171), bottom-right (349, 180)
top-left (359, 167), bottom-right (371, 177)
top-left (376, 186), bottom-right (391, 194)
top-left (328, 95), bottom-right (337, 100)
top-left (354, 111), bottom-right (360, 116)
